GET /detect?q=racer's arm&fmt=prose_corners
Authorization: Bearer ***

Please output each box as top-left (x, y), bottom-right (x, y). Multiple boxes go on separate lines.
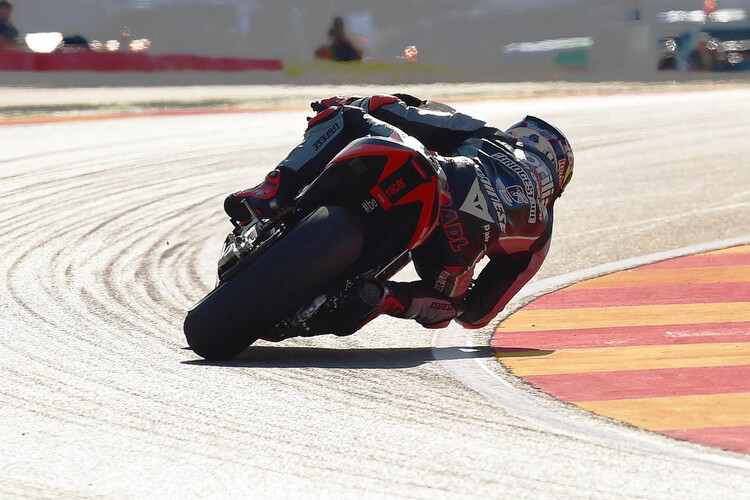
top-left (457, 222), bottom-right (552, 329)
top-left (355, 94), bottom-right (502, 154)
top-left (318, 94), bottom-right (500, 155)
top-left (225, 104), bottom-right (414, 221)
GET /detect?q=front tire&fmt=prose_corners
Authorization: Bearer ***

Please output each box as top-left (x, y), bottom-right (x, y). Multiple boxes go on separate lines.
top-left (184, 206), bottom-right (364, 360)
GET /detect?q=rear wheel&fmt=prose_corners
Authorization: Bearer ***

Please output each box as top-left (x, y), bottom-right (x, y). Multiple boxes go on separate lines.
top-left (184, 206), bottom-right (364, 360)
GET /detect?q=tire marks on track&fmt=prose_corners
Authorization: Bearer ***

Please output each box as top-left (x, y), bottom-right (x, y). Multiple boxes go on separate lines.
top-left (2, 93), bottom-right (750, 497)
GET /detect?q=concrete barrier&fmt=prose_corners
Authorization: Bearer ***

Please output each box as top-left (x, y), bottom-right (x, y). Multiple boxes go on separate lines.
top-left (0, 51), bottom-right (283, 73)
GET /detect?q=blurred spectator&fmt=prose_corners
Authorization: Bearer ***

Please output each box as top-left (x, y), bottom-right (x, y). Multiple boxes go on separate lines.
top-left (315, 16), bottom-right (362, 62)
top-left (0, 0), bottom-right (20, 50)
top-left (657, 37), bottom-right (678, 71)
top-left (120, 26), bottom-right (131, 51)
top-left (690, 33), bottom-right (715, 71)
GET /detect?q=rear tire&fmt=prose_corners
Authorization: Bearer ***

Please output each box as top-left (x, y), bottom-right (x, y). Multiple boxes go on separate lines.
top-left (184, 206), bottom-right (364, 360)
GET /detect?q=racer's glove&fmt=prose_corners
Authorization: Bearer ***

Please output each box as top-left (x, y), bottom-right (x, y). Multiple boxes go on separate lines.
top-left (310, 94), bottom-right (424, 113)
top-left (310, 95), bottom-right (362, 113)
top-left (223, 167), bottom-right (299, 222)
top-left (392, 93), bottom-right (425, 107)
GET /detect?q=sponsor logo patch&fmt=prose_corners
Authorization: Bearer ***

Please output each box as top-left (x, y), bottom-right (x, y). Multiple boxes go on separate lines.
top-left (441, 198), bottom-right (468, 253)
top-left (491, 152), bottom-right (538, 224)
top-left (459, 170), bottom-right (508, 232)
top-left (313, 122), bottom-right (341, 151)
top-left (361, 198), bottom-right (379, 214)
top-left (385, 178), bottom-right (406, 197)
top-left (495, 179), bottom-right (513, 205)
top-left (459, 178), bottom-right (493, 223)
top-left (507, 185), bottom-right (528, 204)
top-left (519, 150), bottom-right (554, 206)
top-left (429, 301), bottom-right (454, 311)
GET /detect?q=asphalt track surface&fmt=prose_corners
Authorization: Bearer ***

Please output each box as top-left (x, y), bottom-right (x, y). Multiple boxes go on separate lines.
top-left (1, 86), bottom-right (750, 498)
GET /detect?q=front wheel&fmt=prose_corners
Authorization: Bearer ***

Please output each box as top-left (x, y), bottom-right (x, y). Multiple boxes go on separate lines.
top-left (184, 206), bottom-right (364, 360)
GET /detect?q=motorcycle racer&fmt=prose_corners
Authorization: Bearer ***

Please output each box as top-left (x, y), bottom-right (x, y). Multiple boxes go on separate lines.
top-left (224, 94), bottom-right (573, 331)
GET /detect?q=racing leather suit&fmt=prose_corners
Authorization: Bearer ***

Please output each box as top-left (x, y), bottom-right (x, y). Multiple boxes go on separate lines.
top-left (225, 94), bottom-right (560, 329)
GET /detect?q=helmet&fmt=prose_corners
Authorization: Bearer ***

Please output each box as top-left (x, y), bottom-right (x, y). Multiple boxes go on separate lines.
top-left (506, 116), bottom-right (574, 194)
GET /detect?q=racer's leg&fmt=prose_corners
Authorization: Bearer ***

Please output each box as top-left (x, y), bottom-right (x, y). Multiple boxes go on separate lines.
top-left (339, 278), bottom-right (460, 332)
top-left (224, 105), bottom-right (402, 221)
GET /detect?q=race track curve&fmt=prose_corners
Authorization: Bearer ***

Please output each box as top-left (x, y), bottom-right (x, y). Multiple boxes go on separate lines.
top-left (1, 86), bottom-right (749, 498)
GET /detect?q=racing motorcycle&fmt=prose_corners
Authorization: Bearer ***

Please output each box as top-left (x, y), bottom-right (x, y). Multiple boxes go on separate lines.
top-left (183, 133), bottom-right (447, 360)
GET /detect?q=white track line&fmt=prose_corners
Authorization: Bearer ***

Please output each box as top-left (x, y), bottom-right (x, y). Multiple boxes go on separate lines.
top-left (433, 235), bottom-right (750, 474)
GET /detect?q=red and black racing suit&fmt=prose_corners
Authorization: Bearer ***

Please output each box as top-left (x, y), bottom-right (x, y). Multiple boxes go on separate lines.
top-left (225, 94), bottom-right (560, 329)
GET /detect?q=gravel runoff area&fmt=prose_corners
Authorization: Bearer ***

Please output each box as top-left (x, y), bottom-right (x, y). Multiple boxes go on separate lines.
top-left (2, 80), bottom-right (749, 121)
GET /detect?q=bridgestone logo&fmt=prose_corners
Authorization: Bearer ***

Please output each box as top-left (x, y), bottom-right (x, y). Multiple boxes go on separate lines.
top-left (491, 152), bottom-right (537, 224)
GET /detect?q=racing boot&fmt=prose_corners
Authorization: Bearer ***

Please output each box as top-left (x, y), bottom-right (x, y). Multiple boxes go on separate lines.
top-left (224, 167), bottom-right (300, 222)
top-left (334, 280), bottom-right (392, 337)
